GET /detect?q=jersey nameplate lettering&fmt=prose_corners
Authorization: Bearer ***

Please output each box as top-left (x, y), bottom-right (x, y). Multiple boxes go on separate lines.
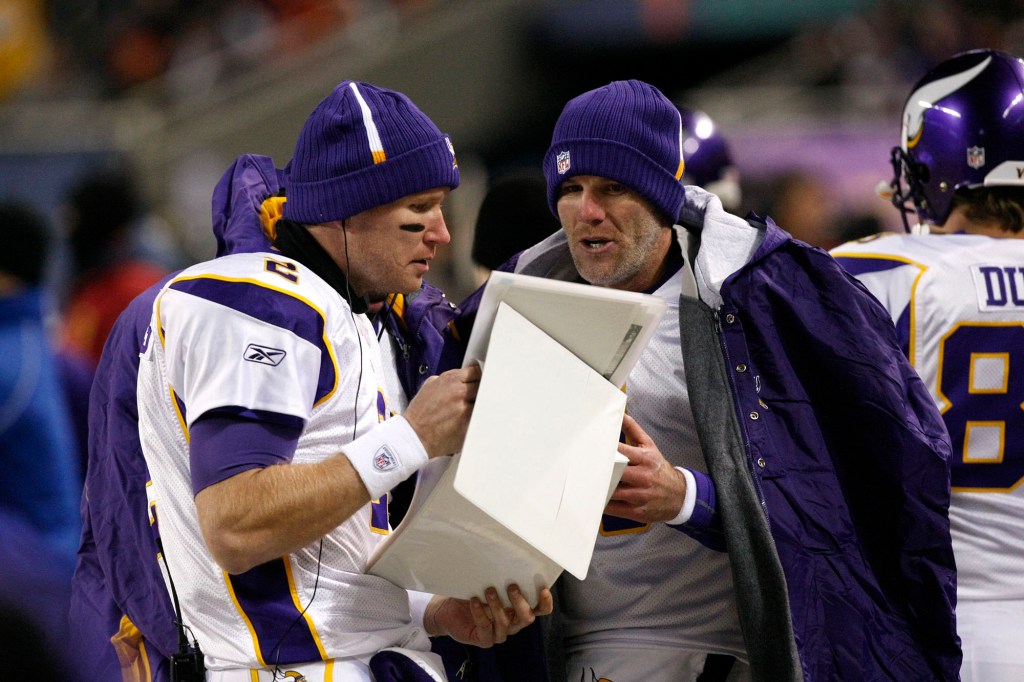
top-left (972, 265), bottom-right (1024, 311)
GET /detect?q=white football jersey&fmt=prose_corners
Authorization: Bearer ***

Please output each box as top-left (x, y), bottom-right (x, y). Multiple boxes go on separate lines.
top-left (559, 274), bottom-right (747, 661)
top-left (832, 233), bottom-right (1024, 602)
top-left (137, 252), bottom-right (426, 671)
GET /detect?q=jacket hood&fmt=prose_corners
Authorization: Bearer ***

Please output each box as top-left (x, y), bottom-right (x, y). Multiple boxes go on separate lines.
top-left (211, 154), bottom-right (287, 258)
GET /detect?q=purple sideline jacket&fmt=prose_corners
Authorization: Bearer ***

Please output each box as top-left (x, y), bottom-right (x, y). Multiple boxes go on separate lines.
top-left (456, 187), bottom-right (961, 682)
top-left (69, 154), bottom-right (461, 681)
top-left (684, 212), bottom-right (961, 681)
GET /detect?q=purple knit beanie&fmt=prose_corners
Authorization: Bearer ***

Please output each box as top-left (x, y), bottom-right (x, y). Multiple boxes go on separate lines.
top-left (284, 81), bottom-right (460, 224)
top-left (543, 80), bottom-right (685, 222)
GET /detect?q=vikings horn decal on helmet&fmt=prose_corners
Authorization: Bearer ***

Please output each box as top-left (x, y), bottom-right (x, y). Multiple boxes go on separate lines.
top-left (886, 49), bottom-right (1024, 230)
top-left (678, 107), bottom-right (742, 211)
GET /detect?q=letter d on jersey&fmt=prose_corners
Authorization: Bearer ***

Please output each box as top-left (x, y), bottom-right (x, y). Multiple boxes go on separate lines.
top-left (974, 265), bottom-right (1024, 309)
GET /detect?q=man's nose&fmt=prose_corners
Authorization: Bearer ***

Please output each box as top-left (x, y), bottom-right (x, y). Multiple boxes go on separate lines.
top-left (427, 215), bottom-right (451, 245)
top-left (579, 189), bottom-right (605, 223)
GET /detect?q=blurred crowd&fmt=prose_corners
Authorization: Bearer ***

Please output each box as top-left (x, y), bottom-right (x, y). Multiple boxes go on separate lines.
top-left (1, 0), bottom-right (442, 101)
top-left (779, 0), bottom-right (1024, 91)
top-left (0, 164), bottom-right (181, 675)
top-left (4, 1), bottom-right (1021, 103)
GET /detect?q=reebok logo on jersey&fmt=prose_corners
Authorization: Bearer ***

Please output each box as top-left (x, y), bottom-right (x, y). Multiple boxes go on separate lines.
top-left (373, 445), bottom-right (399, 472)
top-left (243, 344), bottom-right (287, 366)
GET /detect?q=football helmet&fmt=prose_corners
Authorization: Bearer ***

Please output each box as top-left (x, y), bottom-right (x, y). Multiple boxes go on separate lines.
top-left (678, 107), bottom-right (742, 211)
top-left (888, 49), bottom-right (1024, 230)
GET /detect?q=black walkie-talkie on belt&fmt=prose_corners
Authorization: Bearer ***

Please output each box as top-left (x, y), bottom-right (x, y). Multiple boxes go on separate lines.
top-left (157, 537), bottom-right (207, 681)
top-left (171, 646), bottom-right (207, 682)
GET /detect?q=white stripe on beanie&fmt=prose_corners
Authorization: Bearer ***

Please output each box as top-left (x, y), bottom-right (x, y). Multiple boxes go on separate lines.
top-left (349, 82), bottom-right (387, 164)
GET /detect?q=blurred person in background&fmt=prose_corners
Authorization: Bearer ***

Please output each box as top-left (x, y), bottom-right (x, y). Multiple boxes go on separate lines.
top-left (470, 171), bottom-right (560, 286)
top-left (832, 48), bottom-right (1024, 682)
top-left (0, 200), bottom-right (82, 562)
top-left (60, 167), bottom-right (175, 368)
top-left (760, 169), bottom-right (845, 249)
top-left (0, 510), bottom-right (82, 680)
top-left (678, 106), bottom-right (742, 213)
top-left (0, 201), bottom-right (82, 677)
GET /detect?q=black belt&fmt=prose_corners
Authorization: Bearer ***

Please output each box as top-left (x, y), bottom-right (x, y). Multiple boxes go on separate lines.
top-left (696, 654), bottom-right (737, 682)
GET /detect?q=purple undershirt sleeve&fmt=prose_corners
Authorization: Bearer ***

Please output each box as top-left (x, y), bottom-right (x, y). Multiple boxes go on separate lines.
top-left (189, 413), bottom-right (303, 496)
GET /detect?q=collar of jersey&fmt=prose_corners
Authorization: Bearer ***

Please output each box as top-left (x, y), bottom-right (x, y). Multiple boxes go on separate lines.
top-left (272, 217), bottom-right (369, 314)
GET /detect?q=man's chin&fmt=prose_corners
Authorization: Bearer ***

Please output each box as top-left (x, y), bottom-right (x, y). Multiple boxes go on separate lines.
top-left (364, 288), bottom-right (414, 314)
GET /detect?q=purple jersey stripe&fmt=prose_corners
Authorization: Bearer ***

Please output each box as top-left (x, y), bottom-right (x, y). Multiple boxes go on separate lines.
top-left (168, 276), bottom-right (336, 404)
top-left (227, 559), bottom-right (324, 665)
top-left (832, 255), bottom-right (907, 278)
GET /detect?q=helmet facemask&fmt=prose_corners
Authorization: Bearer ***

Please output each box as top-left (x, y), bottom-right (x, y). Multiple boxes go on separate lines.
top-left (885, 145), bottom-right (928, 233)
top-left (885, 50), bottom-right (1024, 233)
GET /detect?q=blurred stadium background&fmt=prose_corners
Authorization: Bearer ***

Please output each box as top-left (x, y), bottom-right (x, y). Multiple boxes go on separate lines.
top-left (2, 0), bottom-right (1022, 301)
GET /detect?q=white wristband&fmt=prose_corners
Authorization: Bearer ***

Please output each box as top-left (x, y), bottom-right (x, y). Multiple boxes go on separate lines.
top-left (344, 416), bottom-right (428, 501)
top-left (666, 467), bottom-right (697, 526)
top-left (407, 590), bottom-right (433, 630)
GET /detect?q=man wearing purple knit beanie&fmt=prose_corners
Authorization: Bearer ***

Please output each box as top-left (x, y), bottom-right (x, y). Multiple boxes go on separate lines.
top-left (120, 80), bottom-right (550, 681)
top-left (479, 79), bottom-right (960, 681)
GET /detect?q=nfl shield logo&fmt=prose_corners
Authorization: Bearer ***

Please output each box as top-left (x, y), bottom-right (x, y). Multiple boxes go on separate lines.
top-left (967, 146), bottom-right (985, 169)
top-left (557, 150), bottom-right (571, 175)
top-left (373, 446), bottom-right (397, 472)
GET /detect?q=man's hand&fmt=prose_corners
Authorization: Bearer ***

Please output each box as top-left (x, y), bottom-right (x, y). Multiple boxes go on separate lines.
top-left (404, 364), bottom-right (482, 458)
top-left (605, 414), bottom-right (687, 523)
top-left (423, 584), bottom-right (553, 648)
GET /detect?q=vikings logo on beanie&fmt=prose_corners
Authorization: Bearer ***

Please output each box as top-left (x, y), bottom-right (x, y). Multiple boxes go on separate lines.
top-left (284, 81), bottom-right (460, 224)
top-left (543, 79), bottom-right (686, 223)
